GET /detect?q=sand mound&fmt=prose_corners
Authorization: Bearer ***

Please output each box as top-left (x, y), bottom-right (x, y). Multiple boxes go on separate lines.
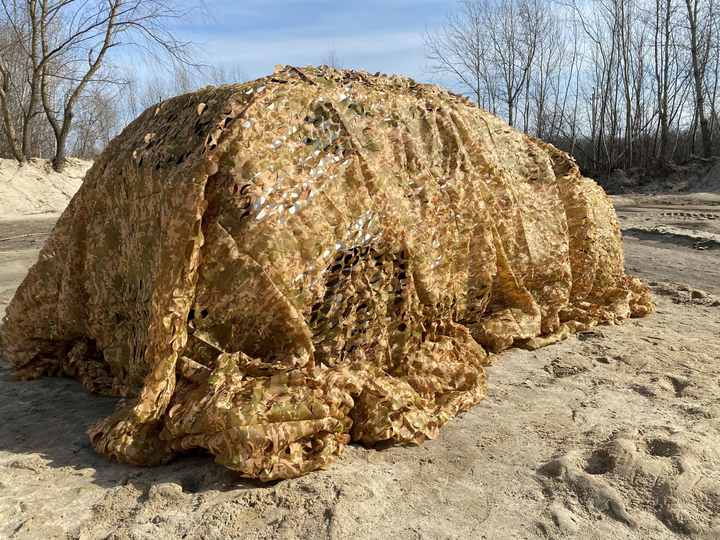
top-left (688, 159), bottom-right (720, 194)
top-left (0, 158), bottom-right (90, 220)
top-left (595, 159), bottom-right (720, 195)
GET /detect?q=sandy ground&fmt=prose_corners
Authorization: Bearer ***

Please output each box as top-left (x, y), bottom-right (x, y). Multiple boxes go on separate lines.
top-left (0, 159), bottom-right (90, 221)
top-left (1, 194), bottom-right (719, 539)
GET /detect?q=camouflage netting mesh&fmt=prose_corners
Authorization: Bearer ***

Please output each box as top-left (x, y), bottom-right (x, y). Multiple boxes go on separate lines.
top-left (0, 65), bottom-right (653, 480)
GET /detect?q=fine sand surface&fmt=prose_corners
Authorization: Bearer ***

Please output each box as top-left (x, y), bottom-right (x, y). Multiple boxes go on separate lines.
top-left (0, 159), bottom-right (91, 221)
top-left (1, 192), bottom-right (719, 539)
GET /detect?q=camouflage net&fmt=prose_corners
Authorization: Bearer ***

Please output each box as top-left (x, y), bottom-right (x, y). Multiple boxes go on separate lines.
top-left (1, 66), bottom-right (653, 480)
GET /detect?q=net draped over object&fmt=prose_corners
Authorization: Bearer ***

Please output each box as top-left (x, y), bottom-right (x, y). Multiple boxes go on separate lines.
top-left (0, 66), bottom-right (653, 480)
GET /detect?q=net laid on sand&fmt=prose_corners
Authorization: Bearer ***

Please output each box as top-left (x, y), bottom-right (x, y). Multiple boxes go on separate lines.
top-left (0, 66), bottom-right (653, 480)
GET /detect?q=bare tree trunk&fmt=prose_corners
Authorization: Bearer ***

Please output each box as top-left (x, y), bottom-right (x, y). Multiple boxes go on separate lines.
top-left (40, 0), bottom-right (122, 171)
top-left (21, 0), bottom-right (41, 157)
top-left (0, 0), bottom-right (205, 164)
top-left (655, 0), bottom-right (672, 166)
top-left (524, 65), bottom-right (531, 134)
top-left (686, 0), bottom-right (712, 157)
top-left (0, 55), bottom-right (24, 162)
top-left (620, 0), bottom-right (633, 167)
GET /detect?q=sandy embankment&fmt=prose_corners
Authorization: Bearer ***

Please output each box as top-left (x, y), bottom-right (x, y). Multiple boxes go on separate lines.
top-left (0, 158), bottom-right (91, 220)
top-left (0, 161), bottom-right (719, 539)
top-left (0, 159), bottom-right (91, 316)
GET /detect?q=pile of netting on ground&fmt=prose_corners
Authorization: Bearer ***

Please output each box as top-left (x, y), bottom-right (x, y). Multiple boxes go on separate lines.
top-left (0, 65), bottom-right (653, 480)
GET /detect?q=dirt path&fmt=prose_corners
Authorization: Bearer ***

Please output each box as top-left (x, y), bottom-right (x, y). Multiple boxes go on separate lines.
top-left (0, 219), bottom-right (58, 251)
top-left (1, 196), bottom-right (719, 540)
top-left (0, 218), bottom-right (58, 317)
top-left (614, 195), bottom-right (720, 294)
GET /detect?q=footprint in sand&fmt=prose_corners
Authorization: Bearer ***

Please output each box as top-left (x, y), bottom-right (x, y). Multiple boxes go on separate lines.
top-left (538, 428), bottom-right (720, 536)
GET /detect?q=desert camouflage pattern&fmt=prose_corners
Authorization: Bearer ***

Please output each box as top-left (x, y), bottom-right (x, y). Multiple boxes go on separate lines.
top-left (0, 65), bottom-right (653, 480)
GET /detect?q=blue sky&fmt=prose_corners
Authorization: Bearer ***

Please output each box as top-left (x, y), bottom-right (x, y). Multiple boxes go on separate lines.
top-left (195, 0), bottom-right (455, 83)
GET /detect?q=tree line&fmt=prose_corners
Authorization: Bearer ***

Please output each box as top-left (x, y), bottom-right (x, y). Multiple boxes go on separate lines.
top-left (0, 0), bottom-right (245, 171)
top-left (4, 0), bottom-right (717, 175)
top-left (424, 0), bottom-right (720, 174)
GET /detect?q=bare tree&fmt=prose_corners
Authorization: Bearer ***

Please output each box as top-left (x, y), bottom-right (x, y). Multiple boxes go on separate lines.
top-left (685, 0), bottom-right (713, 157)
top-left (423, 0), bottom-right (498, 112)
top-left (0, 1), bottom-right (54, 162)
top-left (425, 0), bottom-right (548, 128)
top-left (0, 0), bottom-right (207, 171)
top-left (322, 44), bottom-right (343, 70)
top-left (130, 63), bottom-right (248, 116)
top-left (493, 0), bottom-right (540, 128)
top-left (648, 0), bottom-right (690, 166)
top-left (69, 79), bottom-right (126, 158)
top-left (423, 0), bottom-right (720, 173)
top-left (206, 63), bottom-right (248, 86)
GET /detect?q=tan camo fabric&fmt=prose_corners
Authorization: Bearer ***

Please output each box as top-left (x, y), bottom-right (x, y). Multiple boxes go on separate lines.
top-left (0, 65), bottom-right (653, 481)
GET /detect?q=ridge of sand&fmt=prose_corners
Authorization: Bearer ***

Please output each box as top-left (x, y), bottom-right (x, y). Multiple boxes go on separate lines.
top-left (0, 158), bottom-right (91, 221)
top-left (623, 225), bottom-right (720, 250)
top-left (594, 159), bottom-right (720, 195)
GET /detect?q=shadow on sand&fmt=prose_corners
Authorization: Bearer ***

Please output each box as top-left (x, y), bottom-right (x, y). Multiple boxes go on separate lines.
top-left (0, 339), bottom-right (268, 494)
